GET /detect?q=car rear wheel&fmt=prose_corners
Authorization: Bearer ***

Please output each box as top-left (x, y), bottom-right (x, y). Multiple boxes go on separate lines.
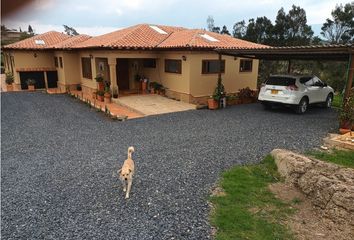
top-left (324, 94), bottom-right (333, 108)
top-left (296, 97), bottom-right (308, 114)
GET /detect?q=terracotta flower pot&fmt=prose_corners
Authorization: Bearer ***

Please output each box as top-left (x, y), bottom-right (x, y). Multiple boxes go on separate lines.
top-left (6, 84), bottom-right (13, 91)
top-left (98, 82), bottom-right (104, 91)
top-left (208, 99), bottom-right (218, 110)
top-left (104, 93), bottom-right (111, 103)
top-left (28, 85), bottom-right (35, 91)
top-left (142, 81), bottom-right (147, 93)
top-left (97, 95), bottom-right (104, 102)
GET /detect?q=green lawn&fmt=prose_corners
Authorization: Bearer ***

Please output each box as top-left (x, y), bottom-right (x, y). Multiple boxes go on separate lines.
top-left (332, 94), bottom-right (343, 108)
top-left (210, 156), bottom-right (295, 240)
top-left (308, 149), bottom-right (354, 168)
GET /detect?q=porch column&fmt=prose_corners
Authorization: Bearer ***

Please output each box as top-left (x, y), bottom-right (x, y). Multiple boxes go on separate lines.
top-left (108, 58), bottom-right (118, 92)
top-left (91, 56), bottom-right (97, 84)
top-left (344, 53), bottom-right (354, 101)
top-left (44, 71), bottom-right (48, 89)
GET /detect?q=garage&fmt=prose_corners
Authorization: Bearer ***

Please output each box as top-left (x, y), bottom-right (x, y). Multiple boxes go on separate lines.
top-left (19, 71), bottom-right (46, 90)
top-left (19, 71), bottom-right (58, 89)
top-left (216, 44), bottom-right (354, 107)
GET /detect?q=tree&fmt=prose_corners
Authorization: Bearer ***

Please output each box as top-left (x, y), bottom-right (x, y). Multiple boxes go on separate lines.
top-left (233, 20), bottom-right (247, 38)
top-left (321, 3), bottom-right (354, 44)
top-left (63, 25), bottom-right (79, 36)
top-left (220, 25), bottom-right (231, 35)
top-left (284, 5), bottom-right (313, 46)
top-left (207, 16), bottom-right (215, 32)
top-left (28, 25), bottom-right (33, 34)
top-left (211, 26), bottom-right (220, 33)
top-left (273, 7), bottom-right (287, 46)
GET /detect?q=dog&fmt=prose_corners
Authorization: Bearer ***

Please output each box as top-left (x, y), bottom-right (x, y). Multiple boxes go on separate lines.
top-left (118, 146), bottom-right (135, 199)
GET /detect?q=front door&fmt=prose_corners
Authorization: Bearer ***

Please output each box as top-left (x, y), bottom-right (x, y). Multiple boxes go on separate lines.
top-left (116, 59), bottom-right (129, 90)
top-left (46, 71), bottom-right (58, 88)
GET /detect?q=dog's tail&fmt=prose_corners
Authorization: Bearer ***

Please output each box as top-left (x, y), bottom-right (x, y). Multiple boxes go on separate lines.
top-left (127, 146), bottom-right (135, 159)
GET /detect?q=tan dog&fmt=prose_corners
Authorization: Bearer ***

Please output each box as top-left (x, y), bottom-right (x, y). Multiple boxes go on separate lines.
top-left (118, 146), bottom-right (135, 199)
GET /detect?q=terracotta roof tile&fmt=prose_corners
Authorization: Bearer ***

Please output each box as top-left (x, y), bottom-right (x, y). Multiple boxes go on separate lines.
top-left (3, 31), bottom-right (71, 49)
top-left (4, 24), bottom-right (268, 50)
top-left (51, 34), bottom-right (92, 49)
top-left (158, 29), bottom-right (268, 49)
top-left (73, 24), bottom-right (186, 49)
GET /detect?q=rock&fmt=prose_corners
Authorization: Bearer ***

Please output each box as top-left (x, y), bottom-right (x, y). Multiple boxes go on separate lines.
top-left (271, 149), bottom-right (354, 226)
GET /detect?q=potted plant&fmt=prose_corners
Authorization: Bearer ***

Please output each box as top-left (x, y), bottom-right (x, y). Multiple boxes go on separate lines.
top-left (104, 89), bottom-right (112, 103)
top-left (339, 89), bottom-right (354, 134)
top-left (141, 77), bottom-right (148, 93)
top-left (150, 82), bottom-right (156, 93)
top-left (26, 79), bottom-right (36, 91)
top-left (97, 90), bottom-right (104, 102)
top-left (103, 80), bottom-right (111, 103)
top-left (5, 72), bottom-right (14, 91)
top-left (112, 87), bottom-right (118, 99)
top-left (95, 73), bottom-right (104, 91)
top-left (76, 84), bottom-right (82, 91)
top-left (208, 77), bottom-right (225, 110)
top-left (92, 91), bottom-right (97, 99)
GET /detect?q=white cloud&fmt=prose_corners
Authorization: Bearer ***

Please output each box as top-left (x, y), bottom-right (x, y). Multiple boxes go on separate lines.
top-left (115, 8), bottom-right (123, 16)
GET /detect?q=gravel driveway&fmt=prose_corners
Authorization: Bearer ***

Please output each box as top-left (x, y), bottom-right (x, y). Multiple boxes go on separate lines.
top-left (1, 92), bottom-right (337, 240)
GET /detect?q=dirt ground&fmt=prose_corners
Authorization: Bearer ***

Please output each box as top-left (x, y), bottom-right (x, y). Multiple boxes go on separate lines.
top-left (269, 183), bottom-right (354, 240)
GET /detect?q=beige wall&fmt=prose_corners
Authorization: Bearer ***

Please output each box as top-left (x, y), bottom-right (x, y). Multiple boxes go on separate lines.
top-left (188, 52), bottom-right (258, 97)
top-left (4, 49), bottom-right (258, 100)
top-left (7, 50), bottom-right (54, 84)
top-left (78, 50), bottom-right (160, 91)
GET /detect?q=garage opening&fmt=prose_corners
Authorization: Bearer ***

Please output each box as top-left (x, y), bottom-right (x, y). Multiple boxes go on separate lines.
top-left (19, 71), bottom-right (45, 90)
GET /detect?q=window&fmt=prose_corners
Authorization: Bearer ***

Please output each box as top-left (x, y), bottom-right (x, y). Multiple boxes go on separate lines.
top-left (165, 59), bottom-right (181, 74)
top-left (239, 59), bottom-right (253, 72)
top-left (59, 57), bottom-right (63, 68)
top-left (143, 59), bottom-right (156, 68)
top-left (81, 57), bottom-right (92, 79)
top-left (54, 57), bottom-right (58, 67)
top-left (266, 76), bottom-right (296, 86)
top-left (202, 60), bottom-right (225, 74)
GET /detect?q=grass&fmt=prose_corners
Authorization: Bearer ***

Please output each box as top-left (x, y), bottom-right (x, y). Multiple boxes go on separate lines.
top-left (308, 149), bottom-right (354, 168)
top-left (332, 93), bottom-right (343, 109)
top-left (210, 156), bottom-right (295, 240)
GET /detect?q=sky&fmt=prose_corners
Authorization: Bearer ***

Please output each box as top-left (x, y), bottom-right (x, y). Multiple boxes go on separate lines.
top-left (2, 0), bottom-right (350, 36)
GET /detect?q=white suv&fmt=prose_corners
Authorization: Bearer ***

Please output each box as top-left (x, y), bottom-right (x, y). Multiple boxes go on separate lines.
top-left (258, 75), bottom-right (334, 114)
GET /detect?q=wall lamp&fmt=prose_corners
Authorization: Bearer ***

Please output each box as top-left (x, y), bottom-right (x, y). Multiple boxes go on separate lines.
top-left (89, 54), bottom-right (93, 59)
top-left (182, 55), bottom-right (187, 61)
top-left (33, 53), bottom-right (37, 58)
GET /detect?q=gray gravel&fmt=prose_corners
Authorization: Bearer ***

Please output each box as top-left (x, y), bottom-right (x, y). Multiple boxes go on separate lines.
top-left (1, 92), bottom-right (337, 239)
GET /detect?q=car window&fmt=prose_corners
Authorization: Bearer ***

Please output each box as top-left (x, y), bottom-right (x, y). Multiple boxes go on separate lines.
top-left (312, 76), bottom-right (323, 86)
top-left (301, 77), bottom-right (314, 86)
top-left (300, 77), bottom-right (312, 84)
top-left (266, 76), bottom-right (296, 86)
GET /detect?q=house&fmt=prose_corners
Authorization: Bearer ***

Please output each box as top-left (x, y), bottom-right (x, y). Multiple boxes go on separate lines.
top-left (3, 24), bottom-right (266, 104)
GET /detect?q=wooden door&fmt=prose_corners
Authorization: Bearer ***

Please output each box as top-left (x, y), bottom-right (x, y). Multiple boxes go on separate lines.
top-left (116, 59), bottom-right (130, 90)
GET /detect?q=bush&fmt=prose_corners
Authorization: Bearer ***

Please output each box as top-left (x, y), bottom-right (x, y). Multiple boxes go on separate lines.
top-left (97, 90), bottom-right (104, 96)
top-left (5, 72), bottom-right (14, 84)
top-left (238, 87), bottom-right (253, 99)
